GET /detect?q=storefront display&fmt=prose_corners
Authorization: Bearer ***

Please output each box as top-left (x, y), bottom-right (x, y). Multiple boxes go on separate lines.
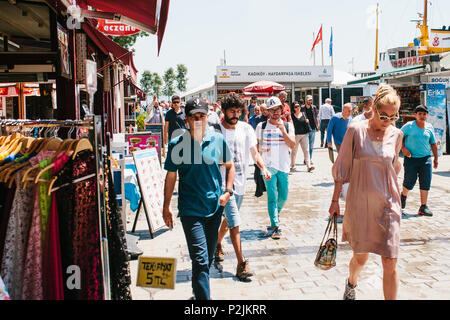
top-left (0, 118), bottom-right (131, 300)
top-left (396, 86), bottom-right (421, 125)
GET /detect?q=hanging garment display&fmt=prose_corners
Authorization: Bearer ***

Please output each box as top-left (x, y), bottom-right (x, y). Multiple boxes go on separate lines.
top-left (0, 119), bottom-right (131, 300)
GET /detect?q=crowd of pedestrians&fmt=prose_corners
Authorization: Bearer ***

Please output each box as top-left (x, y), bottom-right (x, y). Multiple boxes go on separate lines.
top-left (158, 84), bottom-right (440, 301)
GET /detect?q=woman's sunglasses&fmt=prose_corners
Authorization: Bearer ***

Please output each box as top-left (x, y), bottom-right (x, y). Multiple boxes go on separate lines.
top-left (376, 108), bottom-right (399, 121)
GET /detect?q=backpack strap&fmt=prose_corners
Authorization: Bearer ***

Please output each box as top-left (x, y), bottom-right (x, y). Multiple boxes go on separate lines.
top-left (260, 121), bottom-right (267, 144)
top-left (212, 123), bottom-right (222, 134)
top-left (283, 121), bottom-right (289, 134)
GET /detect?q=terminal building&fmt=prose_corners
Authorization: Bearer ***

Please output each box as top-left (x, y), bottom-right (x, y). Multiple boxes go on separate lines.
top-left (181, 65), bottom-right (378, 110)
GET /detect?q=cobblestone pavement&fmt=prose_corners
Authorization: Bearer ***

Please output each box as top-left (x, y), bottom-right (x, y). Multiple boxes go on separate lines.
top-left (127, 133), bottom-right (450, 300)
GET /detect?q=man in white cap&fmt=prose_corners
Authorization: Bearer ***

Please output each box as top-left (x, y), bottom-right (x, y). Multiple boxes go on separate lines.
top-left (255, 96), bottom-right (295, 239)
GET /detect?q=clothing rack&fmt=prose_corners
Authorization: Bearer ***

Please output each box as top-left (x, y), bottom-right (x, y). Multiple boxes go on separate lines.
top-left (0, 115), bottom-right (111, 300)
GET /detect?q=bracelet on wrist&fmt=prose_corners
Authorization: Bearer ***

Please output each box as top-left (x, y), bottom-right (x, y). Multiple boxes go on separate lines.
top-left (331, 199), bottom-right (339, 203)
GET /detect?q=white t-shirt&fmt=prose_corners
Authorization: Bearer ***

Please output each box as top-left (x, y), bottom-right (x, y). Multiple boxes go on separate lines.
top-left (207, 110), bottom-right (220, 126)
top-left (210, 121), bottom-right (257, 195)
top-left (351, 113), bottom-right (369, 123)
top-left (255, 121), bottom-right (295, 173)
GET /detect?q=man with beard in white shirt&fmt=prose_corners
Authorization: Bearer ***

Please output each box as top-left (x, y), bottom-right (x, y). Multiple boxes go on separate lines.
top-left (211, 93), bottom-right (272, 281)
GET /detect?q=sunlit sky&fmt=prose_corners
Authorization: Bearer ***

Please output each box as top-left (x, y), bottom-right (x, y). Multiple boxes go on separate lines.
top-left (133, 0), bottom-right (450, 93)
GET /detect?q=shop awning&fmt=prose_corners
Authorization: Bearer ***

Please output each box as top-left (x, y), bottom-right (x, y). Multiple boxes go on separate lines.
top-left (78, 0), bottom-right (170, 55)
top-left (347, 65), bottom-right (426, 85)
top-left (82, 19), bottom-right (138, 81)
top-left (128, 78), bottom-right (147, 100)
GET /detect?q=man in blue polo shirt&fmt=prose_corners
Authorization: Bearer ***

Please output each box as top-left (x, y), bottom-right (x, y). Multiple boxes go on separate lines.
top-left (163, 97), bottom-right (235, 300)
top-left (400, 105), bottom-right (439, 217)
top-left (327, 103), bottom-right (353, 152)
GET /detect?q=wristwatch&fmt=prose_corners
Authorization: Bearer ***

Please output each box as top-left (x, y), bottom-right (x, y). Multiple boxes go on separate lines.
top-left (224, 189), bottom-right (234, 196)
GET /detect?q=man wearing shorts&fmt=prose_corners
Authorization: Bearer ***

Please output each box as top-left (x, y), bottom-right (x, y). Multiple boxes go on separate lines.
top-left (212, 93), bottom-right (271, 281)
top-left (400, 105), bottom-right (439, 217)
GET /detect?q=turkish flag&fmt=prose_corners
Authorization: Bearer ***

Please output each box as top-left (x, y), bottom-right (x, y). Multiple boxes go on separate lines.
top-left (311, 26), bottom-right (323, 52)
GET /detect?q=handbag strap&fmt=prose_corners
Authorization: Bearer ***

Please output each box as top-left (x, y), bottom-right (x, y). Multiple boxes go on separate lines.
top-left (319, 213), bottom-right (337, 247)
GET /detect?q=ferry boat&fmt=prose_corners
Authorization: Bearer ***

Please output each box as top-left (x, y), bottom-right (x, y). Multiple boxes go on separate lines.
top-left (376, 0), bottom-right (450, 74)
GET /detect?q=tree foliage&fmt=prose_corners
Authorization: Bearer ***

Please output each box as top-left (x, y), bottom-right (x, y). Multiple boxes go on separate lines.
top-left (162, 67), bottom-right (176, 100)
top-left (111, 31), bottom-right (150, 51)
top-left (140, 71), bottom-right (163, 97)
top-left (175, 64), bottom-right (188, 92)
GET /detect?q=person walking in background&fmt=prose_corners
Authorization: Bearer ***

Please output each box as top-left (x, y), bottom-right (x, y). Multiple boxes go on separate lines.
top-left (211, 93), bottom-right (271, 281)
top-left (329, 84), bottom-right (403, 300)
top-left (290, 101), bottom-right (314, 172)
top-left (248, 105), bottom-right (261, 129)
top-left (256, 96), bottom-right (295, 239)
top-left (400, 105), bottom-right (439, 217)
top-left (319, 98), bottom-right (335, 148)
top-left (278, 91), bottom-right (292, 122)
top-left (247, 95), bottom-right (258, 119)
top-left (326, 103), bottom-right (353, 153)
top-left (302, 95), bottom-right (319, 163)
top-left (164, 95), bottom-right (186, 143)
top-left (351, 97), bottom-right (374, 123)
top-left (259, 103), bottom-right (269, 123)
top-left (163, 97), bottom-right (235, 300)
top-left (147, 96), bottom-right (165, 125)
top-left (254, 103), bottom-right (269, 197)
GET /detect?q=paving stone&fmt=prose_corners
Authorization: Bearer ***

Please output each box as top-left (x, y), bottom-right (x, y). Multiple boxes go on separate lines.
top-left (127, 138), bottom-right (450, 300)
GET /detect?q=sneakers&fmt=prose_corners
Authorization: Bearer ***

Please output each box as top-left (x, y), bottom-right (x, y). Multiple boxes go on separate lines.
top-left (343, 279), bottom-right (356, 300)
top-left (418, 204), bottom-right (433, 217)
top-left (214, 243), bottom-right (224, 262)
top-left (236, 259), bottom-right (254, 281)
top-left (271, 227), bottom-right (282, 239)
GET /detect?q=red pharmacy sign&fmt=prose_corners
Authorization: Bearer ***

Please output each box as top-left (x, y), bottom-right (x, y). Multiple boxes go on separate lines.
top-left (97, 19), bottom-right (140, 36)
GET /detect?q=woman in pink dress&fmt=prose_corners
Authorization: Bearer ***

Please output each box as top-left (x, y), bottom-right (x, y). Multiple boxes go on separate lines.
top-left (328, 84), bottom-right (403, 300)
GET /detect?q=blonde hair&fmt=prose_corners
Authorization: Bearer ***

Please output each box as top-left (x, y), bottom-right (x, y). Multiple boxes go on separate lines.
top-left (373, 84), bottom-right (401, 110)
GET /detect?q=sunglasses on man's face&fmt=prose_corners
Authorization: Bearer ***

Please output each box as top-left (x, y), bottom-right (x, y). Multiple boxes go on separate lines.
top-left (376, 108), bottom-right (399, 121)
top-left (173, 101), bottom-right (180, 104)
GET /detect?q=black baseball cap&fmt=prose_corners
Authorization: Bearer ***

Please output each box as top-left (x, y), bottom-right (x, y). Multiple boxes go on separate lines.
top-left (414, 105), bottom-right (428, 113)
top-left (185, 98), bottom-right (208, 116)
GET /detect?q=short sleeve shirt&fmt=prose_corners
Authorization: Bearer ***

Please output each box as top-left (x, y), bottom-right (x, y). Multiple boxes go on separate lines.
top-left (401, 121), bottom-right (436, 158)
top-left (255, 121), bottom-right (295, 173)
top-left (165, 108), bottom-right (186, 141)
top-left (212, 121), bottom-right (257, 195)
top-left (164, 130), bottom-right (232, 218)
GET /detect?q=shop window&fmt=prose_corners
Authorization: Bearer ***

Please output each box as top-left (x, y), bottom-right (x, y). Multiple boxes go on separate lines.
top-left (343, 87), bottom-right (363, 106)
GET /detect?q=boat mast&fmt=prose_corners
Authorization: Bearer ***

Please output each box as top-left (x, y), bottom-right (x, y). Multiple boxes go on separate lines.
top-left (418, 0), bottom-right (429, 47)
top-left (375, 3), bottom-right (379, 71)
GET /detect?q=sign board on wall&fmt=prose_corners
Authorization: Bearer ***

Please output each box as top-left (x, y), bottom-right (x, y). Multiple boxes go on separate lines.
top-left (126, 132), bottom-right (161, 163)
top-left (425, 83), bottom-right (447, 156)
top-left (97, 19), bottom-right (140, 36)
top-left (216, 66), bottom-right (334, 83)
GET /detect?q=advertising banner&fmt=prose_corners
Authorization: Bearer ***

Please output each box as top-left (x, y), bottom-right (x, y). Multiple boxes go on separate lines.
top-left (217, 66), bottom-right (333, 83)
top-left (426, 83), bottom-right (446, 156)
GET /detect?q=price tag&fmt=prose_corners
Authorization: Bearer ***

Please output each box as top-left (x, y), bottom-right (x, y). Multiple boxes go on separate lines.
top-left (136, 257), bottom-right (177, 290)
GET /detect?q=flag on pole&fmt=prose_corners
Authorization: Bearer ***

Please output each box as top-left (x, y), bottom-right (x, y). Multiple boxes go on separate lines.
top-left (329, 27), bottom-right (333, 57)
top-left (311, 25), bottom-right (323, 52)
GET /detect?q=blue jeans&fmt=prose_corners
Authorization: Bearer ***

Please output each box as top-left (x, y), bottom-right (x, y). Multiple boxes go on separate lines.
top-left (308, 130), bottom-right (316, 159)
top-left (264, 168), bottom-right (289, 228)
top-left (320, 120), bottom-right (330, 145)
top-left (180, 207), bottom-right (223, 300)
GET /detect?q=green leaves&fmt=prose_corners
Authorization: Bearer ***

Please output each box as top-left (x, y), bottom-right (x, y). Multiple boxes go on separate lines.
top-left (140, 64), bottom-right (188, 100)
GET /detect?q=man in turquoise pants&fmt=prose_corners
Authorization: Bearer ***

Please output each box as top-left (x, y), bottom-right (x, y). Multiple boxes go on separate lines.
top-left (255, 96), bottom-right (295, 239)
